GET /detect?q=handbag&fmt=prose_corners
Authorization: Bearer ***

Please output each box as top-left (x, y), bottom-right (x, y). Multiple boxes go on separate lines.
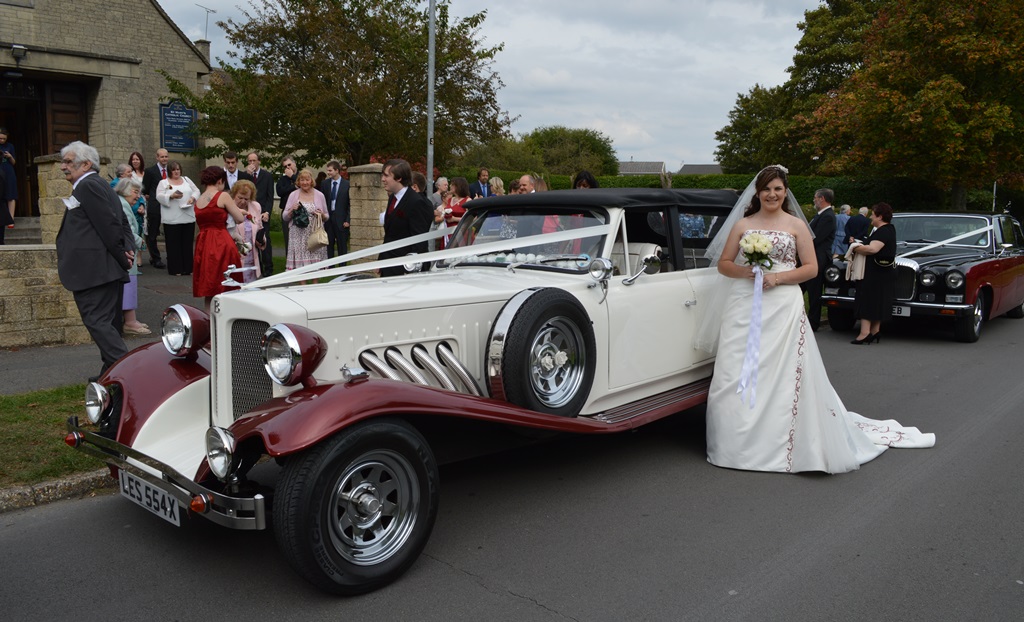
top-left (307, 212), bottom-right (328, 252)
top-left (292, 204), bottom-right (310, 228)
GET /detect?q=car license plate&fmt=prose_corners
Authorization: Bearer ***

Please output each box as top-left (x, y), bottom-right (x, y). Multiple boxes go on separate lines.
top-left (119, 469), bottom-right (181, 526)
top-left (893, 305), bottom-right (910, 316)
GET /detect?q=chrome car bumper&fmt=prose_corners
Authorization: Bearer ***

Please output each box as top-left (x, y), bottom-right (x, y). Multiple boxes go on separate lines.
top-left (822, 294), bottom-right (974, 317)
top-left (65, 417), bottom-right (266, 530)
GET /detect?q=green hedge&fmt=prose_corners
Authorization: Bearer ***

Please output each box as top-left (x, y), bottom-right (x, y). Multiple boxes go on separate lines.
top-left (440, 168), bottom-right (1022, 217)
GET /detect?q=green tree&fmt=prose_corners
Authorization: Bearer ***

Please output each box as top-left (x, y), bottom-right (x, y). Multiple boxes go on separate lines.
top-left (455, 136), bottom-right (545, 173)
top-left (803, 0), bottom-right (1024, 206)
top-left (715, 1), bottom-right (882, 174)
top-left (163, 0), bottom-right (511, 167)
top-left (523, 126), bottom-right (618, 176)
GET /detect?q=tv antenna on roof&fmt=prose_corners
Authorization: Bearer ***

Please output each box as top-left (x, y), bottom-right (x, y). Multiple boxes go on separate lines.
top-left (195, 4), bottom-right (217, 40)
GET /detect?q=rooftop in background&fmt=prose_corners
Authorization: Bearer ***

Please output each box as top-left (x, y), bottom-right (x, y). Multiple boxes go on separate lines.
top-left (676, 164), bottom-right (723, 175)
top-left (618, 161), bottom-right (666, 176)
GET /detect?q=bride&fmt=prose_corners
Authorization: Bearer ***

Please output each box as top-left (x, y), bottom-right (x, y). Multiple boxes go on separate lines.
top-left (701, 165), bottom-right (934, 473)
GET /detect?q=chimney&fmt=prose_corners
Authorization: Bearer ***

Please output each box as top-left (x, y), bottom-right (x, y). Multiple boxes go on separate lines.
top-left (194, 39), bottom-right (211, 64)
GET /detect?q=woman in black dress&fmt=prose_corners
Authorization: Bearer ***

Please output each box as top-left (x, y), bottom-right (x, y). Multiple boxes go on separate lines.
top-left (850, 202), bottom-right (896, 344)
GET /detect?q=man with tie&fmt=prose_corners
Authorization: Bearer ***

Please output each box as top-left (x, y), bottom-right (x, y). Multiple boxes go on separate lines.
top-left (468, 167), bottom-right (491, 199)
top-left (377, 159), bottom-right (433, 277)
top-left (141, 148), bottom-right (169, 268)
top-left (802, 188), bottom-right (837, 332)
top-left (246, 152), bottom-right (276, 275)
top-left (320, 160), bottom-right (350, 258)
top-left (223, 151), bottom-right (253, 190)
top-left (56, 141), bottom-right (133, 381)
top-left (276, 156), bottom-right (298, 255)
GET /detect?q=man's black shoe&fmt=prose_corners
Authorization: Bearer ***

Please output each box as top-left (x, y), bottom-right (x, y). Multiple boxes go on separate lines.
top-left (150, 259), bottom-right (166, 269)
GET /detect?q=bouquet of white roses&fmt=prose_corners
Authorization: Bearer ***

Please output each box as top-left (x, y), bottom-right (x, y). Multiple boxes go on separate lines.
top-left (739, 231), bottom-right (773, 270)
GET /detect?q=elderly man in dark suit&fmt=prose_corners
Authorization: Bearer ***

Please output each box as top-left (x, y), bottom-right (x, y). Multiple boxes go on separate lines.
top-left (802, 188), bottom-right (837, 332)
top-left (378, 159), bottom-right (433, 277)
top-left (246, 152), bottom-right (276, 274)
top-left (320, 160), bottom-right (350, 258)
top-left (57, 141), bottom-right (134, 380)
top-left (276, 156), bottom-right (298, 255)
top-left (141, 148), bottom-right (169, 268)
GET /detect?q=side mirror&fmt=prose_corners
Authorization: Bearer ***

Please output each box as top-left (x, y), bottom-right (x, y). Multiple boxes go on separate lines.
top-left (623, 254), bottom-right (660, 286)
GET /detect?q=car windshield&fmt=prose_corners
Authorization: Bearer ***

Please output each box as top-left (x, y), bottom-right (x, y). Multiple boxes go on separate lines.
top-left (894, 215), bottom-right (990, 247)
top-left (442, 207), bottom-right (609, 271)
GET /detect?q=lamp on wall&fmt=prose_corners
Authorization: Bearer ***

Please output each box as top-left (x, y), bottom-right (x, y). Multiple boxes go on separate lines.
top-left (10, 44), bottom-right (28, 66)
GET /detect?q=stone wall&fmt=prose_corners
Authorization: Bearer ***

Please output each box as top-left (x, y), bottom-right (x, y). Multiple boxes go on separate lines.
top-left (0, 246), bottom-right (88, 348)
top-left (0, 158), bottom-right (103, 348)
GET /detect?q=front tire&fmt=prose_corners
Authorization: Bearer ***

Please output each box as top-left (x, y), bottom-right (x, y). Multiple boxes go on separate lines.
top-left (1005, 297), bottom-right (1024, 319)
top-left (826, 307), bottom-right (855, 332)
top-left (273, 419), bottom-right (439, 595)
top-left (954, 291), bottom-right (986, 342)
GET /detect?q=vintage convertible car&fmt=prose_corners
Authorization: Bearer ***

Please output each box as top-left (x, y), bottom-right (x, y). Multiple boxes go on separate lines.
top-left (822, 211), bottom-right (1024, 342)
top-left (65, 187), bottom-right (737, 594)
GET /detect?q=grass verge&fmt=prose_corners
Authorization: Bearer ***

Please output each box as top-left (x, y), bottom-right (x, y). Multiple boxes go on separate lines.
top-left (0, 385), bottom-right (104, 488)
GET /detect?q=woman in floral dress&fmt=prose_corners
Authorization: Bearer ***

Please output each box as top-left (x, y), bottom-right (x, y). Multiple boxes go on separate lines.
top-left (282, 168), bottom-right (329, 270)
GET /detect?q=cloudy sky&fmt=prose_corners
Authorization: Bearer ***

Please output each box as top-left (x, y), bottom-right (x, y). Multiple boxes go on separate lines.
top-left (162, 0), bottom-right (821, 169)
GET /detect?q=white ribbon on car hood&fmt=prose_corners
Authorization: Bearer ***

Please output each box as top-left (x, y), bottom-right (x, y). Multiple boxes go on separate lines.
top-left (245, 223), bottom-right (614, 289)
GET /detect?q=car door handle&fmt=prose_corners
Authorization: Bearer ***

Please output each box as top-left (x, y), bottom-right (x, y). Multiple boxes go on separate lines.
top-left (684, 299), bottom-right (697, 307)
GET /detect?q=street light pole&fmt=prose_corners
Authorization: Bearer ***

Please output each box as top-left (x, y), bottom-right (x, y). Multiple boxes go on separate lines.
top-left (426, 0), bottom-right (436, 192)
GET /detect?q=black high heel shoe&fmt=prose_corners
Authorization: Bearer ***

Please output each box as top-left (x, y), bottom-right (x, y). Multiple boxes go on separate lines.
top-left (868, 332), bottom-right (881, 343)
top-left (850, 335), bottom-right (873, 345)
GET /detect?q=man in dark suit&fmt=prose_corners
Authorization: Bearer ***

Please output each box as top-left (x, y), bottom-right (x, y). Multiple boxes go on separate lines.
top-left (141, 148), bottom-right (169, 268)
top-left (56, 141), bottom-right (133, 380)
top-left (845, 206), bottom-right (872, 244)
top-left (222, 151), bottom-right (253, 191)
top-left (378, 159), bottom-right (433, 277)
top-left (320, 160), bottom-right (350, 258)
top-left (468, 167), bottom-right (491, 199)
top-left (246, 152), bottom-right (276, 274)
top-left (802, 188), bottom-right (837, 332)
top-left (276, 156), bottom-right (298, 255)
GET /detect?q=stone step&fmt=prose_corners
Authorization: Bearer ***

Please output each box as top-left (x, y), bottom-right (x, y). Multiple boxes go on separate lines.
top-left (4, 217), bottom-right (42, 244)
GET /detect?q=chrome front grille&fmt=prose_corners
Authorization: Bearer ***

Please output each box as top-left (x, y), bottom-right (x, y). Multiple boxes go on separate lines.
top-left (894, 259), bottom-right (917, 301)
top-left (230, 319), bottom-right (273, 419)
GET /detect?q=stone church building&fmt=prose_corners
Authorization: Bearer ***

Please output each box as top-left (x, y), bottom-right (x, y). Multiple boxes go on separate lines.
top-left (1, 0), bottom-right (211, 220)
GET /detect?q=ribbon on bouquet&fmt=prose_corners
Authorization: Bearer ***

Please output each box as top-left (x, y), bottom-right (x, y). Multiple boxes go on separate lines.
top-left (737, 265), bottom-right (765, 408)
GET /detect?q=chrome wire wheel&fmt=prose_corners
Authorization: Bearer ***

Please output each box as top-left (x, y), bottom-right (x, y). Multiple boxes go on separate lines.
top-left (327, 449), bottom-right (420, 566)
top-left (528, 317), bottom-right (586, 409)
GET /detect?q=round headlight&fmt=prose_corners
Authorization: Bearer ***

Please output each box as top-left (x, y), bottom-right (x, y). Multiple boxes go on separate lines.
top-left (262, 323), bottom-right (328, 387)
top-left (84, 382), bottom-right (110, 425)
top-left (588, 257), bottom-right (613, 281)
top-left (206, 427), bottom-right (236, 480)
top-left (161, 304), bottom-right (210, 357)
top-left (825, 265), bottom-right (841, 283)
top-left (946, 270), bottom-right (965, 289)
top-left (920, 272), bottom-right (937, 287)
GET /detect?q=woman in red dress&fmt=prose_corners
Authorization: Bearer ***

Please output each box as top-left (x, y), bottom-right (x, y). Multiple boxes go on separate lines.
top-left (192, 166), bottom-right (246, 309)
top-left (438, 176), bottom-right (471, 250)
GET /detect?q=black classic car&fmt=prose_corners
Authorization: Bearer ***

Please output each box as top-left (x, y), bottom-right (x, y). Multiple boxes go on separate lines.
top-left (823, 212), bottom-right (1024, 342)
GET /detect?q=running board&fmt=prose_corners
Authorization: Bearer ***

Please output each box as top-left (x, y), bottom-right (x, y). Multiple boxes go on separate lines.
top-left (585, 379), bottom-right (712, 425)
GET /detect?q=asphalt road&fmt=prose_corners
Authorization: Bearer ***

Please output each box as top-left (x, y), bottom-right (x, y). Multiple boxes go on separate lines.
top-left (2, 317), bottom-right (1023, 621)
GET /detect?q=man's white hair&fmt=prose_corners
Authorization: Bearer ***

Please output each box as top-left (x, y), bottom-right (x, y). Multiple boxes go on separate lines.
top-left (61, 141), bottom-right (100, 171)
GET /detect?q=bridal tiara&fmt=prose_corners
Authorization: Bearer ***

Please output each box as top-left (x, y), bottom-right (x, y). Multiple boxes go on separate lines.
top-left (761, 164), bottom-right (789, 174)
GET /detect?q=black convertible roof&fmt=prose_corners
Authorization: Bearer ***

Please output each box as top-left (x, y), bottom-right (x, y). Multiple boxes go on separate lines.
top-left (466, 187), bottom-right (739, 212)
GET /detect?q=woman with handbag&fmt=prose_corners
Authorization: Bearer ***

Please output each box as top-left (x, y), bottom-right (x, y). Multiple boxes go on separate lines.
top-left (282, 168), bottom-right (329, 270)
top-left (849, 203), bottom-right (897, 344)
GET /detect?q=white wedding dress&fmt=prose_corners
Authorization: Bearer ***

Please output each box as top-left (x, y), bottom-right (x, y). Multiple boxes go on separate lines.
top-left (705, 230), bottom-right (935, 473)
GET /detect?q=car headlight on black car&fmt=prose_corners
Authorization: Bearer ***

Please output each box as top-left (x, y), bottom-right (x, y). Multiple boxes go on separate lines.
top-left (262, 324), bottom-right (328, 387)
top-left (825, 265), bottom-right (841, 283)
top-left (161, 304), bottom-right (210, 358)
top-left (920, 271), bottom-right (937, 287)
top-left (945, 270), bottom-right (965, 289)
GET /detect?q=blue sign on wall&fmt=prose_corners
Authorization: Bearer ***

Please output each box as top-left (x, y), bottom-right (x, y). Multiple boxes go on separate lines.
top-left (160, 101), bottom-right (198, 152)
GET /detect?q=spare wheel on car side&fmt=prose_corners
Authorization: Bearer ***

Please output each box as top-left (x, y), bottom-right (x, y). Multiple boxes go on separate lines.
top-left (487, 287), bottom-right (596, 417)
